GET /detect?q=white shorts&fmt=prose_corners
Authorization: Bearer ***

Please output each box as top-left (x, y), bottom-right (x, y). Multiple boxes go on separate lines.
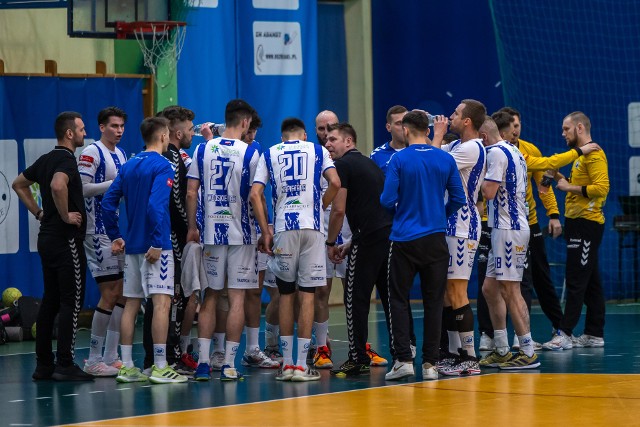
top-left (203, 244), bottom-right (258, 290)
top-left (326, 253), bottom-right (347, 279)
top-left (446, 236), bottom-right (478, 280)
top-left (123, 251), bottom-right (174, 298)
top-left (258, 251), bottom-right (277, 288)
top-left (268, 229), bottom-right (327, 288)
top-left (486, 228), bottom-right (530, 282)
top-left (322, 206), bottom-right (351, 279)
top-left (84, 234), bottom-right (124, 280)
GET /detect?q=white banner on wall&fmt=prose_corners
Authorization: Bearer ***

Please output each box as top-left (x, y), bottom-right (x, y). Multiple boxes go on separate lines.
top-left (253, 21), bottom-right (303, 76)
top-left (0, 140), bottom-right (19, 254)
top-left (253, 0), bottom-right (299, 10)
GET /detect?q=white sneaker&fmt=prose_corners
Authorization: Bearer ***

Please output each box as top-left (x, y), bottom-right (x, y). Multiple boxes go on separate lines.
top-left (512, 335), bottom-right (520, 350)
top-left (241, 349), bottom-right (280, 369)
top-left (291, 365), bottom-right (321, 382)
top-left (533, 340), bottom-right (543, 351)
top-left (210, 351), bottom-right (225, 371)
top-left (542, 331), bottom-right (573, 351)
top-left (572, 334), bottom-right (605, 348)
top-left (385, 360), bottom-right (414, 381)
top-left (422, 362), bottom-right (439, 380)
top-left (275, 365), bottom-right (295, 381)
top-left (479, 332), bottom-right (495, 351)
top-left (84, 360), bottom-right (119, 377)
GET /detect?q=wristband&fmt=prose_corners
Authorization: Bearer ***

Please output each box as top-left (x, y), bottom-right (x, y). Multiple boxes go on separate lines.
top-left (325, 241), bottom-right (336, 247)
top-left (34, 209), bottom-right (43, 220)
top-left (573, 147), bottom-right (584, 156)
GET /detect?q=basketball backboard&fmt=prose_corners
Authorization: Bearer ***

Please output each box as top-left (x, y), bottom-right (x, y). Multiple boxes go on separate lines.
top-left (67, 0), bottom-right (171, 39)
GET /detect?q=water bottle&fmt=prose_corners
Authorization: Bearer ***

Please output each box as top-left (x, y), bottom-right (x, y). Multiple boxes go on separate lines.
top-left (193, 123), bottom-right (226, 137)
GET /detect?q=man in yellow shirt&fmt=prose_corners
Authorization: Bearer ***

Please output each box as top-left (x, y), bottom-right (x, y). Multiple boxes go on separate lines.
top-left (543, 112), bottom-right (609, 350)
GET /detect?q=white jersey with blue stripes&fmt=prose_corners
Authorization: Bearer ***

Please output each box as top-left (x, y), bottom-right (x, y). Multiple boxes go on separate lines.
top-left (442, 138), bottom-right (486, 240)
top-left (485, 140), bottom-right (529, 231)
top-left (253, 140), bottom-right (334, 234)
top-left (187, 137), bottom-right (259, 245)
top-left (77, 140), bottom-right (127, 235)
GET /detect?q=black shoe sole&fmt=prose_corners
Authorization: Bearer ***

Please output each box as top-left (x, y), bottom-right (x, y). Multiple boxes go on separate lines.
top-left (52, 373), bottom-right (94, 381)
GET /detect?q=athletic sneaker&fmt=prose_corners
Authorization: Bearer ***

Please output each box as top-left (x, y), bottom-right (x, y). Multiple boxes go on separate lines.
top-left (513, 335), bottom-right (543, 352)
top-left (242, 349), bottom-right (281, 369)
top-left (572, 334), bottom-right (605, 348)
top-left (220, 364), bottom-right (244, 381)
top-left (52, 364), bottom-right (94, 381)
top-left (422, 362), bottom-right (439, 381)
top-left (330, 359), bottom-right (371, 377)
top-left (149, 365), bottom-right (188, 384)
top-left (210, 351), bottom-right (225, 371)
top-left (306, 345), bottom-right (316, 365)
top-left (479, 350), bottom-right (513, 368)
top-left (84, 359), bottom-right (119, 377)
top-left (105, 357), bottom-right (123, 369)
top-left (439, 352), bottom-right (480, 376)
top-left (174, 360), bottom-right (195, 376)
top-left (264, 346), bottom-right (284, 364)
top-left (32, 364), bottom-right (55, 381)
top-left (275, 365), bottom-right (296, 381)
top-left (194, 363), bottom-right (211, 381)
top-left (180, 352), bottom-right (199, 370)
top-left (498, 351), bottom-right (540, 370)
top-left (435, 352), bottom-right (459, 371)
top-left (116, 366), bottom-right (148, 383)
top-left (385, 360), bottom-right (414, 381)
top-left (366, 343), bottom-right (388, 366)
top-left (313, 345), bottom-right (334, 369)
top-left (291, 365), bottom-right (321, 382)
top-left (542, 331), bottom-right (573, 351)
top-left (479, 332), bottom-right (495, 351)
top-left (142, 366), bottom-right (153, 377)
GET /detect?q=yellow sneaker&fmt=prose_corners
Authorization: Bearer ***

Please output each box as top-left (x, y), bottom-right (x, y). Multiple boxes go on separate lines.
top-left (366, 343), bottom-right (388, 366)
top-left (313, 345), bottom-right (333, 369)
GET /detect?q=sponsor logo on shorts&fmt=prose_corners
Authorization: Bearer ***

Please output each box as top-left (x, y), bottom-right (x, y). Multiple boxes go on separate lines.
top-left (515, 245), bottom-right (525, 252)
top-left (237, 278), bottom-right (251, 283)
top-left (310, 276), bottom-right (324, 281)
top-left (277, 261), bottom-right (290, 271)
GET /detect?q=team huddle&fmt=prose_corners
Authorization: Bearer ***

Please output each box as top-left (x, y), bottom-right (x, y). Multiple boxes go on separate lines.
top-left (13, 97), bottom-right (609, 383)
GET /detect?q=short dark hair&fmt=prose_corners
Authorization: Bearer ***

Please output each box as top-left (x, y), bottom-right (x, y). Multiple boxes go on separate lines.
top-left (461, 99), bottom-right (487, 130)
top-left (225, 99), bottom-right (255, 127)
top-left (98, 106), bottom-right (127, 125)
top-left (140, 116), bottom-right (169, 145)
top-left (386, 105), bottom-right (408, 123)
top-left (565, 111), bottom-right (591, 132)
top-left (498, 106), bottom-right (521, 120)
top-left (281, 117), bottom-right (306, 134)
top-left (157, 105), bottom-right (195, 130)
top-left (443, 132), bottom-right (459, 144)
top-left (491, 111), bottom-right (515, 133)
top-left (249, 111), bottom-right (262, 131)
top-left (327, 122), bottom-right (357, 144)
top-left (401, 110), bottom-right (429, 133)
top-left (54, 111), bottom-right (82, 140)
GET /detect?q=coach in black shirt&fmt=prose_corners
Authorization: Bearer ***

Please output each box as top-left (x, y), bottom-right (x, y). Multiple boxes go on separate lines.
top-left (13, 111), bottom-right (92, 381)
top-left (324, 122), bottom-right (394, 376)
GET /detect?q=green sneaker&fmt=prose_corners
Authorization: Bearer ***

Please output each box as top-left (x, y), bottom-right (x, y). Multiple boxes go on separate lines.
top-left (330, 360), bottom-right (371, 377)
top-left (116, 366), bottom-right (148, 383)
top-left (498, 351), bottom-right (540, 370)
top-left (479, 350), bottom-right (513, 368)
top-left (149, 365), bottom-right (188, 384)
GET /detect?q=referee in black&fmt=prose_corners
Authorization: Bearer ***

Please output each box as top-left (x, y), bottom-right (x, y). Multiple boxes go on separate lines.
top-left (324, 122), bottom-right (394, 376)
top-left (12, 111), bottom-right (93, 381)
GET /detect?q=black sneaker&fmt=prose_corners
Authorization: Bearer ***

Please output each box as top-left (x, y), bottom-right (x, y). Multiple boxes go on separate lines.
top-left (32, 365), bottom-right (55, 381)
top-left (174, 360), bottom-right (195, 376)
top-left (330, 360), bottom-right (370, 377)
top-left (306, 345), bottom-right (317, 365)
top-left (52, 364), bottom-right (94, 381)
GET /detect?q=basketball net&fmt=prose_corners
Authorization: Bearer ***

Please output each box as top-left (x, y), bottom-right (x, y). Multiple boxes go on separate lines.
top-left (131, 22), bottom-right (187, 88)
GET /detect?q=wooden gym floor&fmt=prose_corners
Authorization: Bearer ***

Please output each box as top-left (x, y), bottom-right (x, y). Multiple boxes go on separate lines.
top-left (1, 302), bottom-right (639, 426)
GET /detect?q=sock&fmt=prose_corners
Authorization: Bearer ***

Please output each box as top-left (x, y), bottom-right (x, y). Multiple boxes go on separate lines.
top-left (198, 338), bottom-right (211, 363)
top-left (265, 323), bottom-right (279, 348)
top-left (454, 304), bottom-right (476, 357)
top-left (494, 329), bottom-right (509, 356)
top-left (212, 332), bottom-right (225, 353)
top-left (297, 337), bottom-right (311, 369)
top-left (245, 327), bottom-right (260, 353)
top-left (225, 341), bottom-right (240, 367)
top-left (88, 307), bottom-right (111, 362)
top-left (180, 335), bottom-right (191, 354)
top-left (104, 304), bottom-right (124, 364)
top-left (121, 344), bottom-right (134, 368)
top-left (314, 321), bottom-right (328, 347)
top-left (190, 337), bottom-right (199, 352)
top-left (281, 335), bottom-right (294, 366)
top-left (153, 344), bottom-right (167, 369)
top-left (518, 333), bottom-right (534, 357)
top-left (444, 306), bottom-right (459, 354)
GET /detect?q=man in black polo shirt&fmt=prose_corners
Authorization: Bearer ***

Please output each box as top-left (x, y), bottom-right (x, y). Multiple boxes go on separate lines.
top-left (12, 111), bottom-right (93, 381)
top-left (324, 122), bottom-right (394, 376)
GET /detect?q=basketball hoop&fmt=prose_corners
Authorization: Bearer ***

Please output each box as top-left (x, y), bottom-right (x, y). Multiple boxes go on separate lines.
top-left (116, 21), bottom-right (187, 84)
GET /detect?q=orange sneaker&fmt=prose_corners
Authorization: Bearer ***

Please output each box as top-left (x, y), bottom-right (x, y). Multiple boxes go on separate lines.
top-left (366, 343), bottom-right (388, 366)
top-left (313, 345), bottom-right (334, 369)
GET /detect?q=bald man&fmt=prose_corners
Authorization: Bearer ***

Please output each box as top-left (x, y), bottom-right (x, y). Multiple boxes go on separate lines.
top-left (316, 110), bottom-right (339, 146)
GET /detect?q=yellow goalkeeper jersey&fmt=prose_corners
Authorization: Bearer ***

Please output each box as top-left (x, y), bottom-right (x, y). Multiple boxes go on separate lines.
top-left (565, 148), bottom-right (609, 224)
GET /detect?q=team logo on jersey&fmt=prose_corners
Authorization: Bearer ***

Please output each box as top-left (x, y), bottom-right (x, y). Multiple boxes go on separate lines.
top-left (80, 155), bottom-right (94, 164)
top-left (166, 178), bottom-right (174, 187)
